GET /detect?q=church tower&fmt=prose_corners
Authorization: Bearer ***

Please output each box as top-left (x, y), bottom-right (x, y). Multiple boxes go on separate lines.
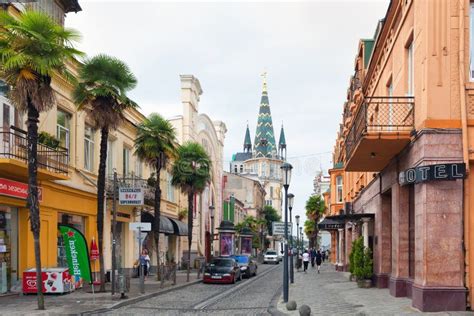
top-left (254, 73), bottom-right (277, 158)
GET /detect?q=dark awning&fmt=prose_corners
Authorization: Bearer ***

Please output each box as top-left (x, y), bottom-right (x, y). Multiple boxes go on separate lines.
top-left (318, 217), bottom-right (345, 230)
top-left (140, 212), bottom-right (174, 235)
top-left (168, 218), bottom-right (188, 236)
top-left (326, 213), bottom-right (375, 221)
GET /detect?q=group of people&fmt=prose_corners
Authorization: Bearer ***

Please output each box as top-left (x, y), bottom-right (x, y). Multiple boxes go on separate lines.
top-left (300, 248), bottom-right (328, 273)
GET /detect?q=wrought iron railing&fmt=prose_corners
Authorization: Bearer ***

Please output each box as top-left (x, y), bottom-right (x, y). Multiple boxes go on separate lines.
top-left (105, 173), bottom-right (155, 203)
top-left (345, 96), bottom-right (414, 159)
top-left (0, 126), bottom-right (68, 175)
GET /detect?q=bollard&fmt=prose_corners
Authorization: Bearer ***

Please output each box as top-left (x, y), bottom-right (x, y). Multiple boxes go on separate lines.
top-left (118, 274), bottom-right (127, 299)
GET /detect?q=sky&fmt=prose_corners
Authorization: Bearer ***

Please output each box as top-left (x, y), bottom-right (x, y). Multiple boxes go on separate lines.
top-left (66, 0), bottom-right (389, 235)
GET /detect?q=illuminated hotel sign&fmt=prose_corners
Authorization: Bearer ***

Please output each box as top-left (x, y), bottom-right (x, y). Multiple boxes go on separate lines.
top-left (399, 163), bottom-right (466, 186)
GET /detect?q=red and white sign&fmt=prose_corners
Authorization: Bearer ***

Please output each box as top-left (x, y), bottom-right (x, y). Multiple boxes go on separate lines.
top-left (0, 178), bottom-right (42, 202)
top-left (90, 238), bottom-right (99, 261)
top-left (119, 187), bottom-right (143, 205)
top-left (23, 268), bottom-right (73, 294)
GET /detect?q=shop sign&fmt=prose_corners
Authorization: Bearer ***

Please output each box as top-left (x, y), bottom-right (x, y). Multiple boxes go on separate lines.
top-left (0, 178), bottom-right (42, 201)
top-left (58, 225), bottom-right (92, 286)
top-left (119, 187), bottom-right (144, 205)
top-left (399, 163), bottom-right (466, 186)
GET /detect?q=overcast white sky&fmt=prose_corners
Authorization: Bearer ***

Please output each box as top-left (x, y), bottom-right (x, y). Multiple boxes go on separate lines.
top-left (66, 0), bottom-right (389, 233)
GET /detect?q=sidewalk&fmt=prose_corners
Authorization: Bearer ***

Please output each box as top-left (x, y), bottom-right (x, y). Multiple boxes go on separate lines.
top-left (0, 270), bottom-right (201, 316)
top-left (276, 263), bottom-right (473, 315)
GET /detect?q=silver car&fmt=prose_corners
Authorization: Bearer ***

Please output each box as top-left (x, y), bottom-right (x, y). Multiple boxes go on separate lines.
top-left (263, 250), bottom-right (279, 264)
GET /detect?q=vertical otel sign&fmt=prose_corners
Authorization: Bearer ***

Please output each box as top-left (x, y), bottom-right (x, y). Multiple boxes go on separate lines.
top-left (58, 225), bottom-right (92, 285)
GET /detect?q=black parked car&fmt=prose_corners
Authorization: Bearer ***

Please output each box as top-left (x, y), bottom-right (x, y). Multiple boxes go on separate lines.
top-left (234, 254), bottom-right (257, 278)
top-left (203, 257), bottom-right (242, 284)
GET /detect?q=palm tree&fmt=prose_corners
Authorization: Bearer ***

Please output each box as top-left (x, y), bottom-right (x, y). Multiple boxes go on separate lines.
top-left (73, 55), bottom-right (137, 291)
top-left (305, 195), bottom-right (325, 248)
top-left (0, 11), bottom-right (81, 309)
top-left (135, 113), bottom-right (177, 276)
top-left (171, 142), bottom-right (211, 282)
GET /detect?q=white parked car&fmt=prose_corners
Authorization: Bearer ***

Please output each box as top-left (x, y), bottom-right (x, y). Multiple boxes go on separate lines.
top-left (263, 250), bottom-right (279, 264)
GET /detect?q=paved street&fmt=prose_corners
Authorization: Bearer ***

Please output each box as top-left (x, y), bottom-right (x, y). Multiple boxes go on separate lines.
top-left (93, 263), bottom-right (282, 316)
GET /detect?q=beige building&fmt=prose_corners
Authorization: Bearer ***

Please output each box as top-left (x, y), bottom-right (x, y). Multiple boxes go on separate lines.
top-left (169, 75), bottom-right (227, 263)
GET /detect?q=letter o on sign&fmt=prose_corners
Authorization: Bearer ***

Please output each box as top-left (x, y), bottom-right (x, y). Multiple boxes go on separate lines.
top-left (406, 169), bottom-right (416, 183)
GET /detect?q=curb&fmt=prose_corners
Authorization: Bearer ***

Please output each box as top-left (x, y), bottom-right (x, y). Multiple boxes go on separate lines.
top-left (80, 279), bottom-right (202, 315)
top-left (267, 285), bottom-right (288, 316)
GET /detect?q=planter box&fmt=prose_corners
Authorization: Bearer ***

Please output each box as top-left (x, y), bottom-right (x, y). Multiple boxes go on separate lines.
top-left (357, 279), bottom-right (372, 288)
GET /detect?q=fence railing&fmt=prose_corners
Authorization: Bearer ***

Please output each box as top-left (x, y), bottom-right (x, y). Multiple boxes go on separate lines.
top-left (105, 174), bottom-right (155, 202)
top-left (0, 126), bottom-right (68, 175)
top-left (345, 96), bottom-right (414, 159)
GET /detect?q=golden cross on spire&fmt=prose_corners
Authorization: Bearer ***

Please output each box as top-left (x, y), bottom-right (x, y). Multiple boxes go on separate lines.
top-left (261, 70), bottom-right (267, 92)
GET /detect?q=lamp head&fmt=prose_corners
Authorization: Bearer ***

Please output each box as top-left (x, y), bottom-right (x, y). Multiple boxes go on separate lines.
top-left (295, 215), bottom-right (300, 225)
top-left (288, 193), bottom-right (294, 209)
top-left (209, 205), bottom-right (215, 218)
top-left (280, 162), bottom-right (293, 186)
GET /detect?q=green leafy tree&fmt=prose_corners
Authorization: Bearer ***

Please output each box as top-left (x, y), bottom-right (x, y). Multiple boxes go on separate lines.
top-left (171, 142), bottom-right (211, 281)
top-left (74, 55), bottom-right (137, 291)
top-left (235, 215), bottom-right (266, 250)
top-left (135, 113), bottom-right (177, 275)
top-left (262, 205), bottom-right (280, 236)
top-left (352, 237), bottom-right (365, 280)
top-left (0, 10), bottom-right (82, 309)
top-left (304, 195), bottom-right (326, 248)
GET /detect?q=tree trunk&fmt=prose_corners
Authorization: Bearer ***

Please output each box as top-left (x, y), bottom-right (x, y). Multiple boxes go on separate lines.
top-left (187, 191), bottom-right (193, 282)
top-left (26, 103), bottom-right (44, 310)
top-left (97, 127), bottom-right (109, 292)
top-left (154, 158), bottom-right (162, 281)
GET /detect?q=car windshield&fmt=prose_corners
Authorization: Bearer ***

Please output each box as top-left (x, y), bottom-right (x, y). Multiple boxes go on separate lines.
top-left (266, 251), bottom-right (277, 255)
top-left (234, 255), bottom-right (249, 263)
top-left (210, 259), bottom-right (233, 267)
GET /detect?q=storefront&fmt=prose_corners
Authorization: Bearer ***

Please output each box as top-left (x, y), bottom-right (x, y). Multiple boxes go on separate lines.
top-left (0, 177), bottom-right (97, 294)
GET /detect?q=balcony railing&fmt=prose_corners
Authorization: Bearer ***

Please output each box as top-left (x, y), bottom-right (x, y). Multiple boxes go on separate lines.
top-left (0, 126), bottom-right (68, 175)
top-left (106, 174), bottom-right (155, 203)
top-left (345, 96), bottom-right (414, 159)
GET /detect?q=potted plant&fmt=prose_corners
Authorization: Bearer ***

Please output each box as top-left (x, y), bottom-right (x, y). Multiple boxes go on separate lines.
top-left (348, 238), bottom-right (357, 281)
top-left (359, 247), bottom-right (373, 288)
top-left (353, 236), bottom-right (373, 288)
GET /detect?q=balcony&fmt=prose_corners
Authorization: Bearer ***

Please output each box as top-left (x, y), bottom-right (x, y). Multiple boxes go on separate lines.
top-left (344, 96), bottom-right (414, 171)
top-left (0, 126), bottom-right (68, 180)
top-left (106, 174), bottom-right (156, 205)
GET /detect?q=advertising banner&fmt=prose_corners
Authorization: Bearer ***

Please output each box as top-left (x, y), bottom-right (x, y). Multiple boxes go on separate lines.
top-left (241, 237), bottom-right (252, 255)
top-left (220, 233), bottom-right (233, 256)
top-left (58, 225), bottom-right (92, 286)
top-left (119, 187), bottom-right (144, 205)
top-left (0, 177), bottom-right (43, 201)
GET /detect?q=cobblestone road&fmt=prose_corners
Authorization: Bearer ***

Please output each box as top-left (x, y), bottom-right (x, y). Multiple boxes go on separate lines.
top-left (96, 263), bottom-right (282, 316)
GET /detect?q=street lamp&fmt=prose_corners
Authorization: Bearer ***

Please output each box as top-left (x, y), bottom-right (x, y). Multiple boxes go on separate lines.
top-left (210, 205), bottom-right (215, 258)
top-left (280, 162), bottom-right (293, 303)
top-left (295, 215), bottom-right (300, 267)
top-left (287, 193), bottom-right (295, 284)
top-left (300, 226), bottom-right (304, 250)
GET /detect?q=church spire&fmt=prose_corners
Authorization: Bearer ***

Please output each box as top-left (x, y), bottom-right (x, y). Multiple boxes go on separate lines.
top-left (278, 123), bottom-right (287, 160)
top-left (244, 123), bottom-right (252, 152)
top-left (254, 72), bottom-right (277, 158)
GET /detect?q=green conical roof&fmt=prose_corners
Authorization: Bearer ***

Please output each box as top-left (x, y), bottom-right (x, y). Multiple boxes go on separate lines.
top-left (278, 124), bottom-right (286, 147)
top-left (254, 77), bottom-right (277, 158)
top-left (244, 124), bottom-right (252, 151)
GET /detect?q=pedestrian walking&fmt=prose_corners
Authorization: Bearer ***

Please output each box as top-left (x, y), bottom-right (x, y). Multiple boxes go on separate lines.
top-left (315, 250), bottom-right (322, 273)
top-left (302, 249), bottom-right (310, 272)
top-left (310, 248), bottom-right (316, 268)
top-left (322, 250), bottom-right (326, 262)
top-left (139, 248), bottom-right (150, 280)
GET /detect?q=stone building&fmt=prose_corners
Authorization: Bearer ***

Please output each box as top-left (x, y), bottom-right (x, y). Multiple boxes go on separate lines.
top-left (319, 0), bottom-right (474, 312)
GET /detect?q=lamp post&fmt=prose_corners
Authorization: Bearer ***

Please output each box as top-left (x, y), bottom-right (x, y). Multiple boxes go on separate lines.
top-left (300, 226), bottom-right (304, 251)
top-left (280, 162), bottom-right (293, 303)
top-left (295, 215), bottom-right (300, 270)
top-left (287, 193), bottom-right (294, 284)
top-left (210, 205), bottom-right (215, 258)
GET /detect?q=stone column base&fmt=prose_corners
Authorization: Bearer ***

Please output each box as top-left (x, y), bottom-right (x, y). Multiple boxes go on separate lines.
top-left (374, 273), bottom-right (389, 288)
top-left (406, 279), bottom-right (414, 298)
top-left (412, 284), bottom-right (466, 312)
top-left (389, 277), bottom-right (407, 297)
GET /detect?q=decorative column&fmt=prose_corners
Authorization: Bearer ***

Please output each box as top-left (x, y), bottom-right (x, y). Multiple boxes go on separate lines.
top-left (337, 228), bottom-right (344, 271)
top-left (362, 218), bottom-right (370, 249)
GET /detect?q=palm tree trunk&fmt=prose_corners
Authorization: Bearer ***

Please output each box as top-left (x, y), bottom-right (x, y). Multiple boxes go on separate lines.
top-left (154, 159), bottom-right (162, 280)
top-left (97, 127), bottom-right (109, 292)
top-left (26, 102), bottom-right (44, 310)
top-left (187, 191), bottom-right (193, 282)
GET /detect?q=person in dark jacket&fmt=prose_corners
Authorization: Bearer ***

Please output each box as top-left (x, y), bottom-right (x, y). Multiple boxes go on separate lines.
top-left (310, 248), bottom-right (316, 267)
top-left (315, 250), bottom-right (322, 274)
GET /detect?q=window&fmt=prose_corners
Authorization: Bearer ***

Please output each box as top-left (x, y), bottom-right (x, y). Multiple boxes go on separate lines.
top-left (123, 147), bottom-right (130, 176)
top-left (270, 187), bottom-right (274, 199)
top-left (266, 200), bottom-right (272, 206)
top-left (407, 41), bottom-right (414, 96)
top-left (234, 165), bottom-right (238, 173)
top-left (57, 110), bottom-right (71, 156)
top-left (270, 163), bottom-right (276, 178)
top-left (336, 176), bottom-right (343, 203)
top-left (167, 171), bottom-right (175, 202)
top-left (387, 80), bottom-right (393, 128)
top-left (135, 158), bottom-right (143, 178)
top-left (84, 125), bottom-right (94, 171)
top-left (239, 165), bottom-right (243, 173)
top-left (107, 140), bottom-right (114, 176)
top-left (262, 162), bottom-right (266, 177)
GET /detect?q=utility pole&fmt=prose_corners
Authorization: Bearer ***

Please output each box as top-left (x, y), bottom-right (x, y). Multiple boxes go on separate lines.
top-left (111, 170), bottom-right (117, 295)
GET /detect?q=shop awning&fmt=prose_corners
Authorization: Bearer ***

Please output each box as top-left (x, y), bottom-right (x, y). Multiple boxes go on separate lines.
top-left (318, 217), bottom-right (345, 230)
top-left (168, 218), bottom-right (188, 236)
top-left (140, 212), bottom-right (175, 235)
